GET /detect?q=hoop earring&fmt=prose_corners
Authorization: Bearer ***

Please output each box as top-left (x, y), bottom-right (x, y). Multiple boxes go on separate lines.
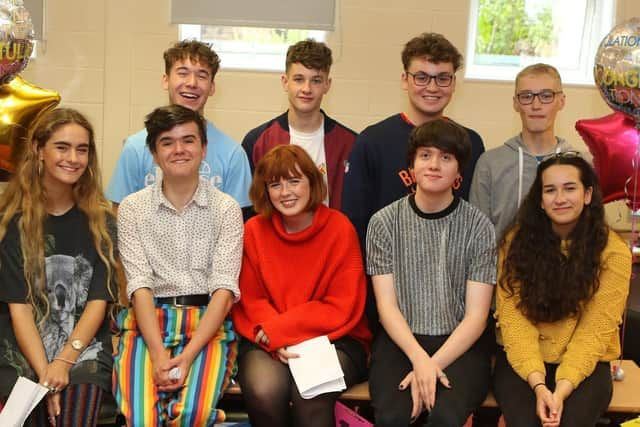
top-left (452, 175), bottom-right (463, 190)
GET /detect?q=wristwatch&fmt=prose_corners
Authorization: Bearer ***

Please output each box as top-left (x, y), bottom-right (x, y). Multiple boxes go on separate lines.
top-left (70, 339), bottom-right (85, 351)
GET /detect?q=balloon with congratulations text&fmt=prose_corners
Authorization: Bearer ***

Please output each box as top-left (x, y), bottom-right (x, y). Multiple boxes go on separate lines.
top-left (0, 0), bottom-right (33, 85)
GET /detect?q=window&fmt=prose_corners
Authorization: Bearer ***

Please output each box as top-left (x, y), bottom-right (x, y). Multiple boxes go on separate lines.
top-left (179, 25), bottom-right (327, 72)
top-left (465, 0), bottom-right (616, 85)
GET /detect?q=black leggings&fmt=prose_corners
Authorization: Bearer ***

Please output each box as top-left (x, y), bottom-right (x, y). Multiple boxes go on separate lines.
top-left (369, 330), bottom-right (491, 427)
top-left (237, 336), bottom-right (367, 427)
top-left (493, 347), bottom-right (612, 427)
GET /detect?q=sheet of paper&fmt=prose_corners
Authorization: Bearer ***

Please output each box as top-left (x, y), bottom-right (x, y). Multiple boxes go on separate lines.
top-left (0, 376), bottom-right (49, 427)
top-left (288, 335), bottom-right (346, 399)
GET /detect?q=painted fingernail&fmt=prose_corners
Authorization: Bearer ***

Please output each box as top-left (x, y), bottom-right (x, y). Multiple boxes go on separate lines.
top-left (399, 384), bottom-right (405, 390)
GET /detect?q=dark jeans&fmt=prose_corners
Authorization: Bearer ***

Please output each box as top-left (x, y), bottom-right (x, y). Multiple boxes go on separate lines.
top-left (369, 330), bottom-right (491, 427)
top-left (493, 347), bottom-right (612, 427)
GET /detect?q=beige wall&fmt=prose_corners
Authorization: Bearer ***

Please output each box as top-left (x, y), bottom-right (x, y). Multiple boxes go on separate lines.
top-left (19, 0), bottom-right (640, 226)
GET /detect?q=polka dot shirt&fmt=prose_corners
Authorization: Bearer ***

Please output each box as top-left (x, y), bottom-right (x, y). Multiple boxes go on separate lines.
top-left (118, 177), bottom-right (243, 301)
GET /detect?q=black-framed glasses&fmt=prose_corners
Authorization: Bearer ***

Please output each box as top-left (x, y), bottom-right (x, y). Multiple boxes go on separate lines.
top-left (541, 150), bottom-right (581, 163)
top-left (406, 71), bottom-right (454, 87)
top-left (516, 90), bottom-right (563, 105)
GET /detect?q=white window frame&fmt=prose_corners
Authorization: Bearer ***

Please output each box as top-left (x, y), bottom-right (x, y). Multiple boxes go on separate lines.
top-left (179, 25), bottom-right (327, 73)
top-left (465, 0), bottom-right (616, 86)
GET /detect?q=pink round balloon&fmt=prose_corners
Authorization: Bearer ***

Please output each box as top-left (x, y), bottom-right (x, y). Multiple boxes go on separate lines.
top-left (575, 112), bottom-right (640, 204)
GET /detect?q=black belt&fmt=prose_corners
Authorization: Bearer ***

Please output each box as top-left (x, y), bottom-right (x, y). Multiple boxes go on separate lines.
top-left (156, 294), bottom-right (210, 307)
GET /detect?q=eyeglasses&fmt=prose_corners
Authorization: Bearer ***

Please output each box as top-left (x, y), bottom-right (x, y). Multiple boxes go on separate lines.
top-left (516, 90), bottom-right (563, 105)
top-left (406, 71), bottom-right (454, 87)
top-left (540, 150), bottom-right (581, 162)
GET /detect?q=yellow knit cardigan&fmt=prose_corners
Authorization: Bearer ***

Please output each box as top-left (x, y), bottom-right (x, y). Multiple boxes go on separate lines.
top-left (495, 229), bottom-right (631, 388)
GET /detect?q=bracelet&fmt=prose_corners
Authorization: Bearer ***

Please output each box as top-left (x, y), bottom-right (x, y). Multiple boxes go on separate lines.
top-left (53, 357), bottom-right (76, 366)
top-left (532, 382), bottom-right (546, 391)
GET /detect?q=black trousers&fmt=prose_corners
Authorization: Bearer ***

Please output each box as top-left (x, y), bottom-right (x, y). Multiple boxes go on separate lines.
top-left (493, 347), bottom-right (612, 427)
top-left (369, 330), bottom-right (491, 427)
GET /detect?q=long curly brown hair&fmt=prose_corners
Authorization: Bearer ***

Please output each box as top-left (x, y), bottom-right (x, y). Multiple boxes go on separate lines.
top-left (500, 155), bottom-right (608, 323)
top-left (0, 108), bottom-right (119, 324)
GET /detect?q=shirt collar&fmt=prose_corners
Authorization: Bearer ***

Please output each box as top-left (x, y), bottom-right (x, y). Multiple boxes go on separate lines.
top-left (151, 176), bottom-right (210, 211)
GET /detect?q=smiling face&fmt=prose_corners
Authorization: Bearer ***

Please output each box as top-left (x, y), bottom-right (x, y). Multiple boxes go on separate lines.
top-left (541, 164), bottom-right (592, 238)
top-left (38, 123), bottom-right (90, 193)
top-left (266, 168), bottom-right (312, 220)
top-left (402, 57), bottom-right (455, 124)
top-left (163, 58), bottom-right (215, 114)
top-left (151, 121), bottom-right (206, 182)
top-left (282, 63), bottom-right (331, 116)
top-left (412, 146), bottom-right (460, 196)
top-left (514, 73), bottom-right (565, 137)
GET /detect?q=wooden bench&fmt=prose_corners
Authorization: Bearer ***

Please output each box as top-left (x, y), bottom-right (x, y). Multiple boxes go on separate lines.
top-left (223, 360), bottom-right (640, 414)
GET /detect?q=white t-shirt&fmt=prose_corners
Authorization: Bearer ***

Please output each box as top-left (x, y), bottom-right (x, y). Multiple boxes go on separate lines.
top-left (290, 120), bottom-right (329, 205)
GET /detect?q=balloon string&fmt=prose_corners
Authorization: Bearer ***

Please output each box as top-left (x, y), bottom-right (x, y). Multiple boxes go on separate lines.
top-left (620, 121), bottom-right (640, 370)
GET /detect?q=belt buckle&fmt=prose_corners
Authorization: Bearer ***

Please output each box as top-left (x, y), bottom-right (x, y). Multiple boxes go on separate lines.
top-left (171, 297), bottom-right (186, 308)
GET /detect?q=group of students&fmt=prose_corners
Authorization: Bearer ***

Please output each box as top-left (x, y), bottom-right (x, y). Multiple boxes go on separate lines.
top-left (0, 30), bottom-right (631, 427)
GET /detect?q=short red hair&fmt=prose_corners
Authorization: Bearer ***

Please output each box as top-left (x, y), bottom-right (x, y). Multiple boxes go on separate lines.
top-left (250, 145), bottom-right (327, 218)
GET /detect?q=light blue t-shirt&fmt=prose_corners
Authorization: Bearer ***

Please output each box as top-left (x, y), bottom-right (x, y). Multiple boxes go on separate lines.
top-left (107, 121), bottom-right (252, 207)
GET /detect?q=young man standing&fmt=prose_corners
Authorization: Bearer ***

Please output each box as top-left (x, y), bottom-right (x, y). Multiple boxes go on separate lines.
top-left (107, 40), bottom-right (251, 210)
top-left (242, 39), bottom-right (356, 209)
top-left (113, 105), bottom-right (243, 426)
top-left (470, 63), bottom-right (573, 240)
top-left (366, 120), bottom-right (496, 426)
top-left (342, 33), bottom-right (485, 248)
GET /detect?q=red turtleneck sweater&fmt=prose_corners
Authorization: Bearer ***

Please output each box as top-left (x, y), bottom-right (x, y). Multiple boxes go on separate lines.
top-left (232, 204), bottom-right (371, 352)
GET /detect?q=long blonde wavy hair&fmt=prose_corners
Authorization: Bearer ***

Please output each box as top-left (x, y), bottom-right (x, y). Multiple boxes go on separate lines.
top-left (0, 108), bottom-right (118, 323)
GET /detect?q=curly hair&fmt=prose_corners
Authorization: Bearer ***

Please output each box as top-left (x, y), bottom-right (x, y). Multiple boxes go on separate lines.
top-left (0, 108), bottom-right (119, 324)
top-left (164, 39), bottom-right (221, 80)
top-left (401, 32), bottom-right (463, 71)
top-left (285, 39), bottom-right (332, 72)
top-left (499, 155), bottom-right (608, 323)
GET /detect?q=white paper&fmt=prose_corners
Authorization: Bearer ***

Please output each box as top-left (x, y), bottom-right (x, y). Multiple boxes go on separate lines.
top-left (287, 335), bottom-right (346, 399)
top-left (0, 376), bottom-right (49, 427)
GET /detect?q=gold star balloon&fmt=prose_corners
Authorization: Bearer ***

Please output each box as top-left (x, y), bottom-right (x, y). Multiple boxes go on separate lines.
top-left (0, 75), bottom-right (60, 180)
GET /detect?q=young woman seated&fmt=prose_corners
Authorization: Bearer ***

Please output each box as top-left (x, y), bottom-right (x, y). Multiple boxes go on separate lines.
top-left (232, 144), bottom-right (371, 427)
top-left (494, 153), bottom-right (631, 427)
top-left (0, 108), bottom-right (118, 426)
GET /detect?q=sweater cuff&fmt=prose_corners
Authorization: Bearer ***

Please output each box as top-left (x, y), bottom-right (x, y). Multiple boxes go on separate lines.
top-left (555, 364), bottom-right (585, 389)
top-left (512, 359), bottom-right (546, 382)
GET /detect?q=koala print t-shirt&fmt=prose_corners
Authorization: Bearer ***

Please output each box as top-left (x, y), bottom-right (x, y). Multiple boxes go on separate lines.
top-left (0, 206), bottom-right (116, 395)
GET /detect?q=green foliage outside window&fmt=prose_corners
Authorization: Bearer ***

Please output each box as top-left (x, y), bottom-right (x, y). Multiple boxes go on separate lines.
top-left (475, 0), bottom-right (555, 57)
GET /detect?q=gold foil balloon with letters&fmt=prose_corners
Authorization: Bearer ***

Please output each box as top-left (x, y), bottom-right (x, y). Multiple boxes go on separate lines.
top-left (0, 75), bottom-right (60, 180)
top-left (0, 0), bottom-right (34, 84)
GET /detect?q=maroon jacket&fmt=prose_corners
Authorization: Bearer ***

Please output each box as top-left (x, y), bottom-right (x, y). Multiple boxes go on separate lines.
top-left (242, 110), bottom-right (357, 210)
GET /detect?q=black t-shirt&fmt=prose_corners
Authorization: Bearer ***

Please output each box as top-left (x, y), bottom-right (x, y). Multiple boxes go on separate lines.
top-left (0, 206), bottom-right (116, 394)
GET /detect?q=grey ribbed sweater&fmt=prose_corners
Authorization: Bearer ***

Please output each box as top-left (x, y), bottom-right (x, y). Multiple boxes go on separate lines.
top-left (366, 195), bottom-right (497, 335)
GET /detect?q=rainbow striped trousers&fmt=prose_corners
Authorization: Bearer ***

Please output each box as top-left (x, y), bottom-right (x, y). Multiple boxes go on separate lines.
top-left (112, 305), bottom-right (237, 426)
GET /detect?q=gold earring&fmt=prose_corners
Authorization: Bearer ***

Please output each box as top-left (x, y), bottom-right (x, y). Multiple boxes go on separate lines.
top-left (37, 159), bottom-right (43, 175)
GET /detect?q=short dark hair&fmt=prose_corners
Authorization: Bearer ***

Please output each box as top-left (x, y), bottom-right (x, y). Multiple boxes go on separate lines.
top-left (401, 33), bottom-right (463, 71)
top-left (144, 105), bottom-right (207, 153)
top-left (164, 39), bottom-right (221, 80)
top-left (407, 119), bottom-right (471, 171)
top-left (285, 39), bottom-right (332, 73)
top-left (250, 145), bottom-right (326, 218)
